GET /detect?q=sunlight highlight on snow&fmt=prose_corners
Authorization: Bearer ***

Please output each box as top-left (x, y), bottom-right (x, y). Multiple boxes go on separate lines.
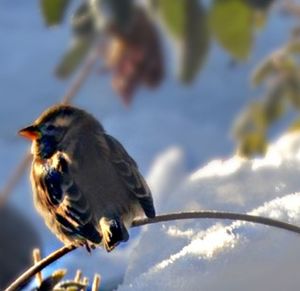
top-left (190, 157), bottom-right (243, 180)
top-left (153, 193), bottom-right (300, 273)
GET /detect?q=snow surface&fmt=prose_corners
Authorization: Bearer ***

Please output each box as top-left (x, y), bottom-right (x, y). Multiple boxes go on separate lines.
top-left (118, 133), bottom-right (300, 291)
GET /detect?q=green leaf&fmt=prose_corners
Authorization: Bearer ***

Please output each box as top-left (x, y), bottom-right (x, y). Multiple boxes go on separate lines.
top-left (210, 0), bottom-right (253, 60)
top-left (40, 0), bottom-right (71, 26)
top-left (238, 132), bottom-right (267, 157)
top-left (56, 39), bottom-right (90, 79)
top-left (156, 0), bottom-right (188, 38)
top-left (179, 1), bottom-right (210, 83)
top-left (156, 0), bottom-right (209, 83)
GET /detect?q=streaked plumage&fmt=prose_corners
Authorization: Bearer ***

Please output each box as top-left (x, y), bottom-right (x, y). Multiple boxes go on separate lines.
top-left (19, 105), bottom-right (155, 251)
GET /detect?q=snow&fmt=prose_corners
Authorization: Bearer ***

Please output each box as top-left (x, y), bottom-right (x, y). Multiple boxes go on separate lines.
top-left (118, 133), bottom-right (300, 291)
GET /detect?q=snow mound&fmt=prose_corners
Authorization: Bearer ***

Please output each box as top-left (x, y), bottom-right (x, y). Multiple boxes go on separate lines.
top-left (118, 133), bottom-right (300, 291)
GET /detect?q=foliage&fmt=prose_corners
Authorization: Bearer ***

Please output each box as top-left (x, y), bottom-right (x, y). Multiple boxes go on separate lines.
top-left (234, 37), bottom-right (300, 157)
top-left (38, 0), bottom-right (273, 104)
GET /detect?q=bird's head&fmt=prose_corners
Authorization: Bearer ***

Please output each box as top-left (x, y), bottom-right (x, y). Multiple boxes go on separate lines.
top-left (18, 104), bottom-right (102, 159)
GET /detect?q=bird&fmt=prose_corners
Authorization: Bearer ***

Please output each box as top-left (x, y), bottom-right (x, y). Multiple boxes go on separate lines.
top-left (18, 104), bottom-right (155, 252)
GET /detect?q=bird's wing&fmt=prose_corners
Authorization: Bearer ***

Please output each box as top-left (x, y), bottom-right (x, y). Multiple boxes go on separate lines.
top-left (104, 134), bottom-right (156, 218)
top-left (42, 152), bottom-right (101, 244)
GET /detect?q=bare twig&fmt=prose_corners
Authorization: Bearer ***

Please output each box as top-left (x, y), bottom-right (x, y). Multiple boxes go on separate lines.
top-left (5, 210), bottom-right (300, 291)
top-left (0, 51), bottom-right (98, 207)
top-left (62, 50), bottom-right (98, 104)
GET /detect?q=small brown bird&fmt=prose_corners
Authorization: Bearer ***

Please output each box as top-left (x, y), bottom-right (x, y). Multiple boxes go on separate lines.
top-left (19, 104), bottom-right (155, 252)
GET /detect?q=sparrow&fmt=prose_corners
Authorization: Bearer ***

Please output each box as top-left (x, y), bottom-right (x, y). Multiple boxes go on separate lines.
top-left (19, 104), bottom-right (155, 252)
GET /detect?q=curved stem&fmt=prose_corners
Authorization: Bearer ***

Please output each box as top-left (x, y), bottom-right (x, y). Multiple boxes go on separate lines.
top-left (5, 210), bottom-right (300, 291)
top-left (131, 211), bottom-right (300, 234)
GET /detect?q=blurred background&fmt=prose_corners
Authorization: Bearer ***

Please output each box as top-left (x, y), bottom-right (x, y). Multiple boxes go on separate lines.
top-left (1, 0), bottom-right (300, 290)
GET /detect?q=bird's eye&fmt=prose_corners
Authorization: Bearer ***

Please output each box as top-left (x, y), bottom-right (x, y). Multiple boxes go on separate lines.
top-left (46, 125), bottom-right (56, 131)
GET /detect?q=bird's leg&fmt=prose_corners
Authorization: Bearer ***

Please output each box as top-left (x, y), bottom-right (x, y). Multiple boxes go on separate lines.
top-left (77, 241), bottom-right (93, 253)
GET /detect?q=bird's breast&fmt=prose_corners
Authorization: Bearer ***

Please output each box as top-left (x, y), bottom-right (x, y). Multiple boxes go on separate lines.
top-left (31, 159), bottom-right (57, 213)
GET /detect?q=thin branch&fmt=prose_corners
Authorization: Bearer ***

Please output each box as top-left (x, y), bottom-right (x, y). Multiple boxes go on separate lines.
top-left (131, 211), bottom-right (300, 234)
top-left (0, 50), bottom-right (98, 207)
top-left (5, 210), bottom-right (300, 291)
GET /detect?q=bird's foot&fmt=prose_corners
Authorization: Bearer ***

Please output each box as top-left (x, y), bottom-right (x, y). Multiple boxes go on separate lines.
top-left (99, 217), bottom-right (128, 252)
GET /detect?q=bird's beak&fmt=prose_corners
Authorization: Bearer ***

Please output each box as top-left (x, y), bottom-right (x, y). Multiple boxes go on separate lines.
top-left (18, 125), bottom-right (41, 140)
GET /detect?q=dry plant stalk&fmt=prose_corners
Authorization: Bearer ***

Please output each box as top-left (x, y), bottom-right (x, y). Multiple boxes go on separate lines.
top-left (74, 269), bottom-right (83, 282)
top-left (92, 274), bottom-right (101, 291)
top-left (32, 248), bottom-right (43, 287)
